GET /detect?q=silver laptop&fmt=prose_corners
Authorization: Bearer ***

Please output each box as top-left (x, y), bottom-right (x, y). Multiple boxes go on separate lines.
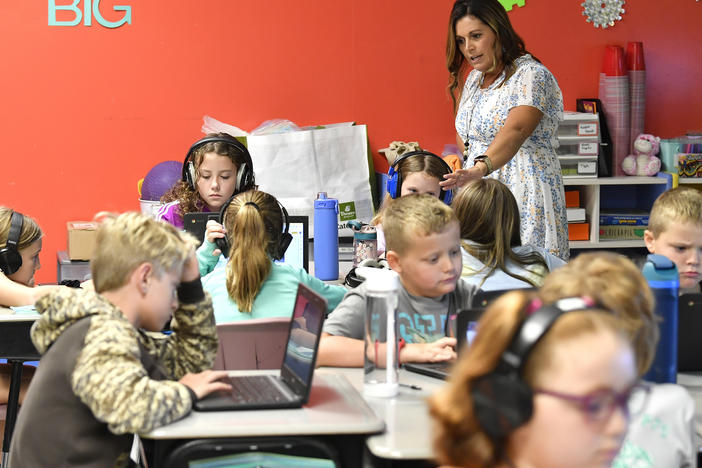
top-left (194, 283), bottom-right (326, 411)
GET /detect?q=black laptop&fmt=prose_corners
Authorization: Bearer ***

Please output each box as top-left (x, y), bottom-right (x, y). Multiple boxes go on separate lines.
top-left (677, 293), bottom-right (702, 372)
top-left (183, 212), bottom-right (219, 244)
top-left (194, 283), bottom-right (327, 411)
top-left (183, 212), bottom-right (310, 272)
top-left (403, 289), bottom-right (519, 380)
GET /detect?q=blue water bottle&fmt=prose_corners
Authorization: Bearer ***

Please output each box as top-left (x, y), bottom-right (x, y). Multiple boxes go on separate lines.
top-left (313, 192), bottom-right (339, 280)
top-left (642, 254), bottom-right (679, 383)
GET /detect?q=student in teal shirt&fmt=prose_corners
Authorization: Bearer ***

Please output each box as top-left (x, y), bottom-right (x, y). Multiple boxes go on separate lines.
top-left (196, 190), bottom-right (346, 323)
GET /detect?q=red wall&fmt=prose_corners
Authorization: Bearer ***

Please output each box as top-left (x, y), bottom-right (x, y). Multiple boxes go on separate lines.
top-left (2, 1), bottom-right (700, 283)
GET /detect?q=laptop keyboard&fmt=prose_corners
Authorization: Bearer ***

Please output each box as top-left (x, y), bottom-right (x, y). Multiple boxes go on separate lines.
top-left (228, 375), bottom-right (289, 404)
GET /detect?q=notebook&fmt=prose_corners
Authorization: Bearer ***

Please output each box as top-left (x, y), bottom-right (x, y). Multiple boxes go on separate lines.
top-left (677, 293), bottom-right (702, 372)
top-left (183, 212), bottom-right (310, 272)
top-left (194, 282), bottom-right (327, 411)
top-left (403, 289), bottom-right (517, 380)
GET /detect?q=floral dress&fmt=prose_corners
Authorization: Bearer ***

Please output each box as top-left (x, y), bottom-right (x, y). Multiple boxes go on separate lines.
top-left (455, 54), bottom-right (569, 260)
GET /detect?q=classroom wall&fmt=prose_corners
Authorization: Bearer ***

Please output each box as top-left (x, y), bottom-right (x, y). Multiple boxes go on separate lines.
top-left (2, 1), bottom-right (700, 284)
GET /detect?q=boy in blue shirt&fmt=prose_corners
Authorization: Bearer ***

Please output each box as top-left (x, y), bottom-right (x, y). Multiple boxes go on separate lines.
top-left (318, 194), bottom-right (476, 367)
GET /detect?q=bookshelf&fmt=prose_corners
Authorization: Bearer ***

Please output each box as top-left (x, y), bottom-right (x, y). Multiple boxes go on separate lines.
top-left (565, 174), bottom-right (671, 250)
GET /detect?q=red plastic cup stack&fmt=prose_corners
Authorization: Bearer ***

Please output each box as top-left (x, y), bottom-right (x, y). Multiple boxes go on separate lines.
top-left (627, 42), bottom-right (646, 152)
top-left (599, 45), bottom-right (630, 176)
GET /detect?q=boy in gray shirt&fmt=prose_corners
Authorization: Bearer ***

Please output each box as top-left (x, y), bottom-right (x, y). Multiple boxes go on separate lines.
top-left (318, 194), bottom-right (476, 367)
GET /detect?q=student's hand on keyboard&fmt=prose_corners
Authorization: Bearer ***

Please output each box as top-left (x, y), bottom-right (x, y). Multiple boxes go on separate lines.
top-left (401, 337), bottom-right (457, 364)
top-left (180, 370), bottom-right (232, 399)
top-left (204, 219), bottom-right (226, 257)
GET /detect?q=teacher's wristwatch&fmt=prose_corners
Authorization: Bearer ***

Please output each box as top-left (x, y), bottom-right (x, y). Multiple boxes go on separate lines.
top-left (473, 154), bottom-right (494, 176)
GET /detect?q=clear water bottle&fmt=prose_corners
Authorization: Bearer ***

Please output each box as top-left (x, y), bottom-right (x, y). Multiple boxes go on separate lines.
top-left (363, 270), bottom-right (400, 398)
top-left (642, 254), bottom-right (679, 383)
top-left (313, 192), bottom-right (339, 281)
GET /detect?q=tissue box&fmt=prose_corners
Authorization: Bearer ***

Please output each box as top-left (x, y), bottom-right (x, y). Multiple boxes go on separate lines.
top-left (67, 221), bottom-right (98, 260)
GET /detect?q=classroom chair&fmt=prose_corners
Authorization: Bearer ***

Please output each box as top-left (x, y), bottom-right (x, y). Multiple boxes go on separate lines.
top-left (161, 436), bottom-right (341, 467)
top-left (212, 317), bottom-right (291, 371)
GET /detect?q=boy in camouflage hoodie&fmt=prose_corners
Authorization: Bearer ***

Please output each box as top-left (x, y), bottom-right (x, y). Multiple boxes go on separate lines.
top-left (10, 212), bottom-right (231, 468)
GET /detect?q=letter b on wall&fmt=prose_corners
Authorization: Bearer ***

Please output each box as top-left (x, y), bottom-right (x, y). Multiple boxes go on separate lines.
top-left (48, 0), bottom-right (132, 28)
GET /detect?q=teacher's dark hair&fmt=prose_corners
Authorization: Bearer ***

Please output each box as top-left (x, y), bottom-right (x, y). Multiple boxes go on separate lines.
top-left (446, 0), bottom-right (535, 110)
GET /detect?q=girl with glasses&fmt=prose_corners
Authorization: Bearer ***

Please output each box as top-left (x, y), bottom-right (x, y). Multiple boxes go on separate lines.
top-left (429, 290), bottom-right (640, 467)
top-left (540, 253), bottom-right (696, 468)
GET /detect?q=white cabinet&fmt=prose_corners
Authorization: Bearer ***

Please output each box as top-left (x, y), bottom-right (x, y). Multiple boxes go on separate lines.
top-left (564, 174), bottom-right (671, 250)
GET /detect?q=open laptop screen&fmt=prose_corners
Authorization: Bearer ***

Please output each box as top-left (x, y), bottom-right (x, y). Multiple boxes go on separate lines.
top-left (274, 215), bottom-right (309, 273)
top-left (281, 283), bottom-right (326, 391)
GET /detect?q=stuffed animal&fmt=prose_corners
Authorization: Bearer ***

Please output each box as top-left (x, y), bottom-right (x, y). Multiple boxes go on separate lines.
top-left (622, 134), bottom-right (662, 176)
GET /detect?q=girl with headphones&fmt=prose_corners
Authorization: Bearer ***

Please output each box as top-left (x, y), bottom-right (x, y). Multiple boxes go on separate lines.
top-left (374, 150), bottom-right (455, 256)
top-left (453, 178), bottom-right (565, 291)
top-left (430, 290), bottom-right (644, 468)
top-left (540, 253), bottom-right (696, 468)
top-left (0, 207), bottom-right (62, 307)
top-left (157, 133), bottom-right (256, 229)
top-left (0, 208), bottom-right (62, 407)
top-left (196, 190), bottom-right (346, 323)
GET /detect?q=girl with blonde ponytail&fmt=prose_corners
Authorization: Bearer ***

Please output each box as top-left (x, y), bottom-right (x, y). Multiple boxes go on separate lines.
top-left (197, 190), bottom-right (346, 323)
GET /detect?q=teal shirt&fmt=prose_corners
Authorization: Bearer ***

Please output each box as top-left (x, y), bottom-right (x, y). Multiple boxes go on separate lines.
top-left (197, 241), bottom-right (347, 323)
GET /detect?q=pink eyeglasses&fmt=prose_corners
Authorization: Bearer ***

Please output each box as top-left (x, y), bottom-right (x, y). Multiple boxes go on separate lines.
top-left (534, 382), bottom-right (651, 423)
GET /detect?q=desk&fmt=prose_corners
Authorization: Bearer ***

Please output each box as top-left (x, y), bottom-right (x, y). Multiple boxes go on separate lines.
top-left (318, 367), bottom-right (442, 463)
top-left (141, 371), bottom-right (384, 467)
top-left (0, 309), bottom-right (40, 468)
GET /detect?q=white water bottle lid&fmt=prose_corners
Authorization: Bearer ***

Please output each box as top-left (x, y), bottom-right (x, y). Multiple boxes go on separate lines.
top-left (364, 269), bottom-right (399, 292)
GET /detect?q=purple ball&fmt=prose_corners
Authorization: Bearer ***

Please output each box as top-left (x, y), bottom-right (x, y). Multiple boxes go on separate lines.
top-left (141, 161), bottom-right (183, 201)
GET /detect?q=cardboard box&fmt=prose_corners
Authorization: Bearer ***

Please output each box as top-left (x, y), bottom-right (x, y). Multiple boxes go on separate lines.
top-left (568, 222), bottom-right (589, 241)
top-left (67, 221), bottom-right (98, 260)
top-left (565, 190), bottom-right (580, 208)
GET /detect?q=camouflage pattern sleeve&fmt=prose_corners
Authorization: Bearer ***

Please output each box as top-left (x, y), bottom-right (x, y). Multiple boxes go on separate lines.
top-left (141, 291), bottom-right (219, 379)
top-left (71, 315), bottom-right (194, 435)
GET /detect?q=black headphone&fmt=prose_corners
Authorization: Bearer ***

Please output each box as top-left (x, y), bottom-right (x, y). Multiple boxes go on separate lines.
top-left (182, 134), bottom-right (255, 193)
top-left (216, 195), bottom-right (292, 261)
top-left (0, 211), bottom-right (24, 275)
top-left (470, 297), bottom-right (600, 441)
top-left (386, 150), bottom-right (454, 204)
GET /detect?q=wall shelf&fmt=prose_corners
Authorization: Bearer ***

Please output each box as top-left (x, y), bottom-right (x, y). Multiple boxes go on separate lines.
top-left (565, 174), bottom-right (672, 251)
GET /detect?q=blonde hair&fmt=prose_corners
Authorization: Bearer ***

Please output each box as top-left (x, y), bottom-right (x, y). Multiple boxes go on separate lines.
top-left (91, 212), bottom-right (197, 293)
top-left (372, 152), bottom-right (453, 226)
top-left (452, 179), bottom-right (548, 287)
top-left (648, 186), bottom-right (702, 237)
top-left (383, 194), bottom-right (457, 255)
top-left (0, 207), bottom-right (43, 251)
top-left (539, 252), bottom-right (657, 376)
top-left (430, 290), bottom-right (624, 466)
top-left (223, 190), bottom-right (285, 313)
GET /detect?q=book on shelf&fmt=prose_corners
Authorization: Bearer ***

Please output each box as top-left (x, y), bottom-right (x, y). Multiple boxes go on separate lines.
top-left (599, 225), bottom-right (646, 240)
top-left (599, 211), bottom-right (649, 226)
top-left (567, 207), bottom-right (586, 223)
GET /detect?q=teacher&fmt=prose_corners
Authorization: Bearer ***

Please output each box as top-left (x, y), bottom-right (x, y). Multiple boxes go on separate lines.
top-left (440, 0), bottom-right (569, 261)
